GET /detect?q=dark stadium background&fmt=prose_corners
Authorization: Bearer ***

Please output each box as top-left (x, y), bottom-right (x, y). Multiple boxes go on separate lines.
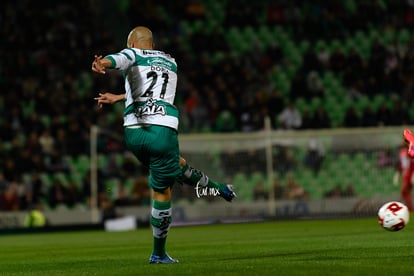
top-left (1, 0), bottom-right (414, 228)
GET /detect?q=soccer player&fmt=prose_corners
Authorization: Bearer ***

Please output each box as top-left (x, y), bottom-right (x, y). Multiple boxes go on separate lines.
top-left (91, 26), bottom-right (236, 264)
top-left (400, 128), bottom-right (414, 211)
top-left (403, 128), bottom-right (414, 158)
top-left (395, 139), bottom-right (414, 212)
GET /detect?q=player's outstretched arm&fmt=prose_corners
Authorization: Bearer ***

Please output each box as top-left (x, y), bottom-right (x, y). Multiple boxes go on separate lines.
top-left (94, 92), bottom-right (125, 108)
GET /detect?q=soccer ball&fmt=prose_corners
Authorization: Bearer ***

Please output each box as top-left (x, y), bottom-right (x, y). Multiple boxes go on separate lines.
top-left (378, 201), bottom-right (410, 231)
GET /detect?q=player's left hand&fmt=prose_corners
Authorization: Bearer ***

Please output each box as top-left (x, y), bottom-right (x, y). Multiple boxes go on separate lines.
top-left (95, 92), bottom-right (113, 108)
top-left (92, 55), bottom-right (106, 74)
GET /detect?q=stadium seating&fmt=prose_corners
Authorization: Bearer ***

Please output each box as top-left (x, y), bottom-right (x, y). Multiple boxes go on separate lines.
top-left (2, 0), bottom-right (411, 211)
top-left (86, 1), bottom-right (410, 204)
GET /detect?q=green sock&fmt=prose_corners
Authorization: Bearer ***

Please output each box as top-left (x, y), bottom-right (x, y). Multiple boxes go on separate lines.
top-left (179, 163), bottom-right (224, 190)
top-left (153, 237), bottom-right (167, 257)
top-left (150, 200), bottom-right (172, 257)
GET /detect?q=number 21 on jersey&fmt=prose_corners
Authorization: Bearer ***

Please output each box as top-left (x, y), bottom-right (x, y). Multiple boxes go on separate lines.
top-left (142, 71), bottom-right (169, 99)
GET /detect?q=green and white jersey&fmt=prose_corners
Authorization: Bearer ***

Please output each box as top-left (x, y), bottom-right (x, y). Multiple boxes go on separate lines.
top-left (105, 48), bottom-right (179, 130)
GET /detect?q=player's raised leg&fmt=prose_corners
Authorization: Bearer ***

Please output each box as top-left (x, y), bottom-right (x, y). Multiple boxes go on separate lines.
top-left (177, 157), bottom-right (237, 202)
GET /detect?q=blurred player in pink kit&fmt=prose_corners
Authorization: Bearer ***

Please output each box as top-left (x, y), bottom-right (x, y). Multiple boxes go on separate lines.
top-left (398, 128), bottom-right (414, 211)
top-left (396, 143), bottom-right (414, 212)
top-left (404, 129), bottom-right (414, 158)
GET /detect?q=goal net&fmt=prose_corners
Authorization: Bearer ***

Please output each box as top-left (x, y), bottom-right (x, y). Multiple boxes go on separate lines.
top-left (91, 122), bottom-right (408, 222)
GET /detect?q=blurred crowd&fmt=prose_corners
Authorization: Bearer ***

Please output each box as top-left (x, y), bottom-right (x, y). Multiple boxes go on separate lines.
top-left (1, 0), bottom-right (414, 211)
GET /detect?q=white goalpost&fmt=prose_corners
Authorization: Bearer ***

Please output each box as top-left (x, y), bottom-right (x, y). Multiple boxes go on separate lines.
top-left (90, 125), bottom-right (99, 223)
top-left (89, 125), bottom-right (124, 223)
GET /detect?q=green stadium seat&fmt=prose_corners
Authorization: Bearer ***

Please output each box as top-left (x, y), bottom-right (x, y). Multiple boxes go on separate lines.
top-left (352, 152), bottom-right (367, 168)
top-left (40, 173), bottom-right (53, 188)
top-left (64, 155), bottom-right (75, 171)
top-left (329, 39), bottom-right (342, 51)
top-left (243, 26), bottom-right (256, 44)
top-left (294, 97), bottom-right (307, 113)
top-left (372, 94), bottom-right (386, 111)
top-left (355, 95), bottom-right (370, 113)
top-left (409, 105), bottom-right (414, 121)
top-left (354, 30), bottom-right (366, 44)
top-left (114, 153), bottom-right (124, 167)
top-left (258, 25), bottom-right (271, 42)
top-left (299, 40), bottom-right (310, 54)
top-left (357, 38), bottom-right (371, 59)
top-left (287, 48), bottom-right (302, 67)
top-left (368, 28), bottom-right (379, 42)
top-left (273, 72), bottom-right (290, 96)
top-left (40, 115), bottom-right (51, 128)
top-left (398, 28), bottom-right (411, 44)
top-left (233, 172), bottom-right (249, 187)
top-left (315, 40), bottom-right (327, 52)
top-left (323, 95), bottom-right (337, 112)
top-left (343, 0), bottom-right (357, 14)
top-left (337, 153), bottom-right (351, 166)
top-left (237, 187), bottom-right (254, 202)
top-left (228, 26), bottom-right (241, 38)
top-left (310, 97), bottom-right (322, 111)
top-left (330, 112), bottom-right (344, 128)
top-left (22, 100), bottom-right (35, 118)
top-left (124, 177), bottom-right (134, 191)
top-left (105, 178), bottom-right (120, 201)
top-left (192, 20), bottom-right (203, 33)
top-left (354, 176), bottom-right (372, 197)
top-left (75, 154), bottom-right (90, 177)
top-left (315, 170), bottom-right (331, 189)
top-left (54, 172), bottom-right (69, 185)
top-left (305, 177), bottom-right (324, 199)
top-left (250, 171), bottom-right (266, 186)
top-left (345, 37), bottom-right (356, 54)
top-left (234, 174), bottom-right (255, 202)
top-left (271, 25), bottom-right (284, 40)
top-left (227, 27), bottom-right (243, 55)
top-left (296, 169), bottom-right (313, 186)
top-left (70, 172), bottom-right (83, 189)
top-left (322, 70), bottom-right (334, 84)
top-left (98, 154), bottom-right (108, 169)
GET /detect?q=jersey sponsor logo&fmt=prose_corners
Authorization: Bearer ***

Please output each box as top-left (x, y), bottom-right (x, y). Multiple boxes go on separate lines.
top-left (146, 57), bottom-right (174, 71)
top-left (135, 98), bottom-right (166, 118)
top-left (142, 50), bottom-right (165, 56)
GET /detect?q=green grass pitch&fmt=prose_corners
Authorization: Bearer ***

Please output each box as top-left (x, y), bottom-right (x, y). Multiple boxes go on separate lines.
top-left (1, 217), bottom-right (413, 275)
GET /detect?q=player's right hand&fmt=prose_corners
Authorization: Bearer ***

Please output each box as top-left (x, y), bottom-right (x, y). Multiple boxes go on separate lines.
top-left (92, 55), bottom-right (106, 74)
